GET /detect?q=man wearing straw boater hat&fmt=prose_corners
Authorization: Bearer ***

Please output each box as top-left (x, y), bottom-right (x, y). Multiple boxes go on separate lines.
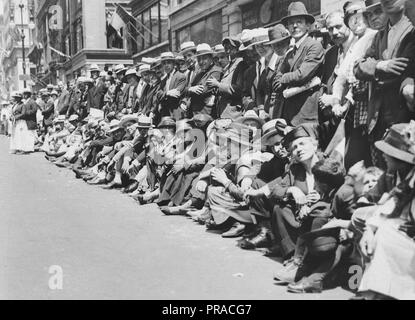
top-left (180, 43), bottom-right (223, 118)
top-left (179, 41), bottom-right (199, 88)
top-left (158, 51), bottom-right (187, 120)
top-left (274, 1), bottom-right (325, 126)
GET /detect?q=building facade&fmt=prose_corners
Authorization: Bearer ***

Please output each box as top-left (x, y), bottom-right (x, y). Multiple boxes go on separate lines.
top-left (1, 0), bottom-right (36, 93)
top-left (30, 0), bottom-right (133, 85)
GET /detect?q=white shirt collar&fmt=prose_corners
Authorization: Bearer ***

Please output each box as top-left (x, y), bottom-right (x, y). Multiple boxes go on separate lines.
top-left (294, 33), bottom-right (308, 49)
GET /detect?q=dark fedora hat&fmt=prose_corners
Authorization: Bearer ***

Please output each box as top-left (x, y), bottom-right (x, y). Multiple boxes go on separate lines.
top-left (281, 2), bottom-right (316, 26)
top-left (375, 122), bottom-right (415, 165)
top-left (282, 122), bottom-right (319, 149)
top-left (266, 24), bottom-right (291, 45)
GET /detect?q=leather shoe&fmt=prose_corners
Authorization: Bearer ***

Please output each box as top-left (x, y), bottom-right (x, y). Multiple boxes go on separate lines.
top-left (287, 279), bottom-right (323, 294)
top-left (222, 223), bottom-right (245, 238)
top-left (239, 228), bottom-right (272, 250)
top-left (123, 181), bottom-right (139, 194)
top-left (273, 259), bottom-right (301, 285)
top-left (161, 206), bottom-right (187, 216)
top-left (102, 181), bottom-right (122, 190)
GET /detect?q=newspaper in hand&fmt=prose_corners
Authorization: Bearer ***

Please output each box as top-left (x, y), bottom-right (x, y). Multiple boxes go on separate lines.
top-left (283, 77), bottom-right (322, 99)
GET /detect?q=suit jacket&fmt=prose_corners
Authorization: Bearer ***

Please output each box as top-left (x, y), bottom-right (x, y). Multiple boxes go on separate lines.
top-left (321, 45), bottom-right (340, 94)
top-left (92, 80), bottom-right (107, 110)
top-left (187, 63), bottom-right (223, 115)
top-left (16, 98), bottom-right (38, 130)
top-left (160, 70), bottom-right (187, 113)
top-left (274, 35), bottom-right (325, 126)
top-left (354, 28), bottom-right (415, 134)
top-left (42, 101), bottom-right (55, 126)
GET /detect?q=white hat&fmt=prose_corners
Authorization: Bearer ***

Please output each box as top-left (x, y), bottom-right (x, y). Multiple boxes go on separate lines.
top-left (141, 57), bottom-right (157, 65)
top-left (160, 52), bottom-right (176, 61)
top-left (213, 44), bottom-right (226, 54)
top-left (195, 43), bottom-right (214, 57)
top-left (50, 90), bottom-right (59, 96)
top-left (53, 115), bottom-right (66, 124)
top-left (180, 41), bottom-right (197, 54)
top-left (123, 68), bottom-right (140, 81)
top-left (137, 64), bottom-right (153, 77)
top-left (113, 64), bottom-right (127, 74)
top-left (239, 29), bottom-right (255, 51)
top-left (90, 64), bottom-right (100, 73)
top-left (249, 28), bottom-right (270, 48)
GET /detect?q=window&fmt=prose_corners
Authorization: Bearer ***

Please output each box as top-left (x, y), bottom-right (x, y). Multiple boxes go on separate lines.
top-left (132, 1), bottom-right (169, 52)
top-left (176, 11), bottom-right (222, 50)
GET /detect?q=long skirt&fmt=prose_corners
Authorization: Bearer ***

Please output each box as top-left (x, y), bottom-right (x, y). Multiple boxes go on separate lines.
top-left (10, 120), bottom-right (35, 153)
top-left (208, 186), bottom-right (253, 225)
top-left (358, 219), bottom-right (415, 300)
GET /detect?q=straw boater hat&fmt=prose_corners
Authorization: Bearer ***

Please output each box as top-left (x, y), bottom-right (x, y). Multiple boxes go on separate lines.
top-left (262, 119), bottom-right (290, 147)
top-left (266, 24), bottom-right (291, 45)
top-left (113, 64), bottom-right (127, 75)
top-left (235, 110), bottom-right (265, 128)
top-left (179, 41), bottom-right (197, 55)
top-left (11, 91), bottom-right (23, 99)
top-left (137, 64), bottom-right (153, 77)
top-left (281, 2), bottom-right (316, 25)
top-left (175, 54), bottom-right (185, 62)
top-left (213, 44), bottom-right (226, 55)
top-left (123, 68), bottom-right (140, 82)
top-left (239, 29), bottom-right (255, 51)
top-left (119, 115), bottom-right (139, 128)
top-left (136, 115), bottom-right (153, 129)
top-left (53, 115), bottom-right (66, 124)
top-left (68, 114), bottom-right (79, 123)
top-left (141, 57), bottom-right (157, 65)
top-left (364, 0), bottom-right (381, 11)
top-left (375, 122), bottom-right (415, 165)
top-left (195, 43), bottom-right (215, 57)
top-left (90, 64), bottom-right (100, 73)
top-left (108, 119), bottom-right (122, 134)
top-left (160, 52), bottom-right (176, 62)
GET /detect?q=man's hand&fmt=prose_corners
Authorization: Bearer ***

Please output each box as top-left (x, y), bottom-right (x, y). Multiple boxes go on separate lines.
top-left (322, 219), bottom-right (341, 229)
top-left (377, 57), bottom-right (409, 76)
top-left (206, 78), bottom-right (220, 89)
top-left (167, 89), bottom-right (181, 98)
top-left (332, 103), bottom-right (348, 117)
top-left (121, 160), bottom-right (130, 174)
top-left (287, 187), bottom-right (307, 206)
top-left (360, 228), bottom-right (376, 259)
top-left (188, 85), bottom-right (205, 95)
top-left (306, 191), bottom-right (321, 204)
top-left (402, 83), bottom-right (414, 112)
top-left (211, 168), bottom-right (230, 187)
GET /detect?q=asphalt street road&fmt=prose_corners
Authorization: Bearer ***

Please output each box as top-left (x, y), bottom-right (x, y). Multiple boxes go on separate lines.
top-left (0, 136), bottom-right (352, 300)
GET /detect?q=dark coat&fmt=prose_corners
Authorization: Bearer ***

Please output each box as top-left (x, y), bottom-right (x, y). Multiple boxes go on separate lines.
top-left (354, 28), bottom-right (415, 135)
top-left (160, 70), bottom-right (187, 114)
top-left (274, 36), bottom-right (325, 126)
top-left (92, 80), bottom-right (107, 110)
top-left (186, 63), bottom-right (223, 115)
top-left (42, 101), bottom-right (55, 127)
top-left (321, 45), bottom-right (341, 94)
top-left (16, 98), bottom-right (38, 130)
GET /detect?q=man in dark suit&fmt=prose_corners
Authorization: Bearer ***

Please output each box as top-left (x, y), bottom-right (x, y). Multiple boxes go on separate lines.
top-left (159, 52), bottom-right (187, 120)
top-left (273, 2), bottom-right (325, 126)
top-left (181, 43), bottom-right (223, 117)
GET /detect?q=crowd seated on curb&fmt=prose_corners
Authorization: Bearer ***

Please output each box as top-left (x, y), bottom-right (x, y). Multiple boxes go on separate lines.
top-left (2, 0), bottom-right (415, 300)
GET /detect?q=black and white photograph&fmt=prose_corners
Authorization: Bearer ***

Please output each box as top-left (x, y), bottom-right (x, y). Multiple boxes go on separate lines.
top-left (0, 0), bottom-right (415, 303)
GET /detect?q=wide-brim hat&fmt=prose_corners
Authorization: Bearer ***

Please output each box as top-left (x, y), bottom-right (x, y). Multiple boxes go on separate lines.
top-left (137, 64), bottom-right (154, 77)
top-left (90, 64), bottom-right (100, 73)
top-left (158, 117), bottom-right (176, 129)
top-left (266, 24), bottom-right (291, 46)
top-left (262, 119), bottom-right (289, 146)
top-left (119, 115), bottom-right (139, 128)
top-left (248, 28), bottom-right (270, 48)
top-left (108, 120), bottom-right (122, 133)
top-left (195, 43), bottom-right (215, 57)
top-left (375, 123), bottom-right (415, 165)
top-left (114, 64), bottom-right (127, 75)
top-left (235, 110), bottom-right (264, 128)
top-left (364, 0), bottom-right (381, 11)
top-left (281, 2), bottom-right (316, 25)
top-left (213, 44), bottom-right (226, 55)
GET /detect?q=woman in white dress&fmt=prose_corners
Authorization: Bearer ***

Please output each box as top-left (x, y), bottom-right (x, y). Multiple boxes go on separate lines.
top-left (9, 91), bottom-right (36, 154)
